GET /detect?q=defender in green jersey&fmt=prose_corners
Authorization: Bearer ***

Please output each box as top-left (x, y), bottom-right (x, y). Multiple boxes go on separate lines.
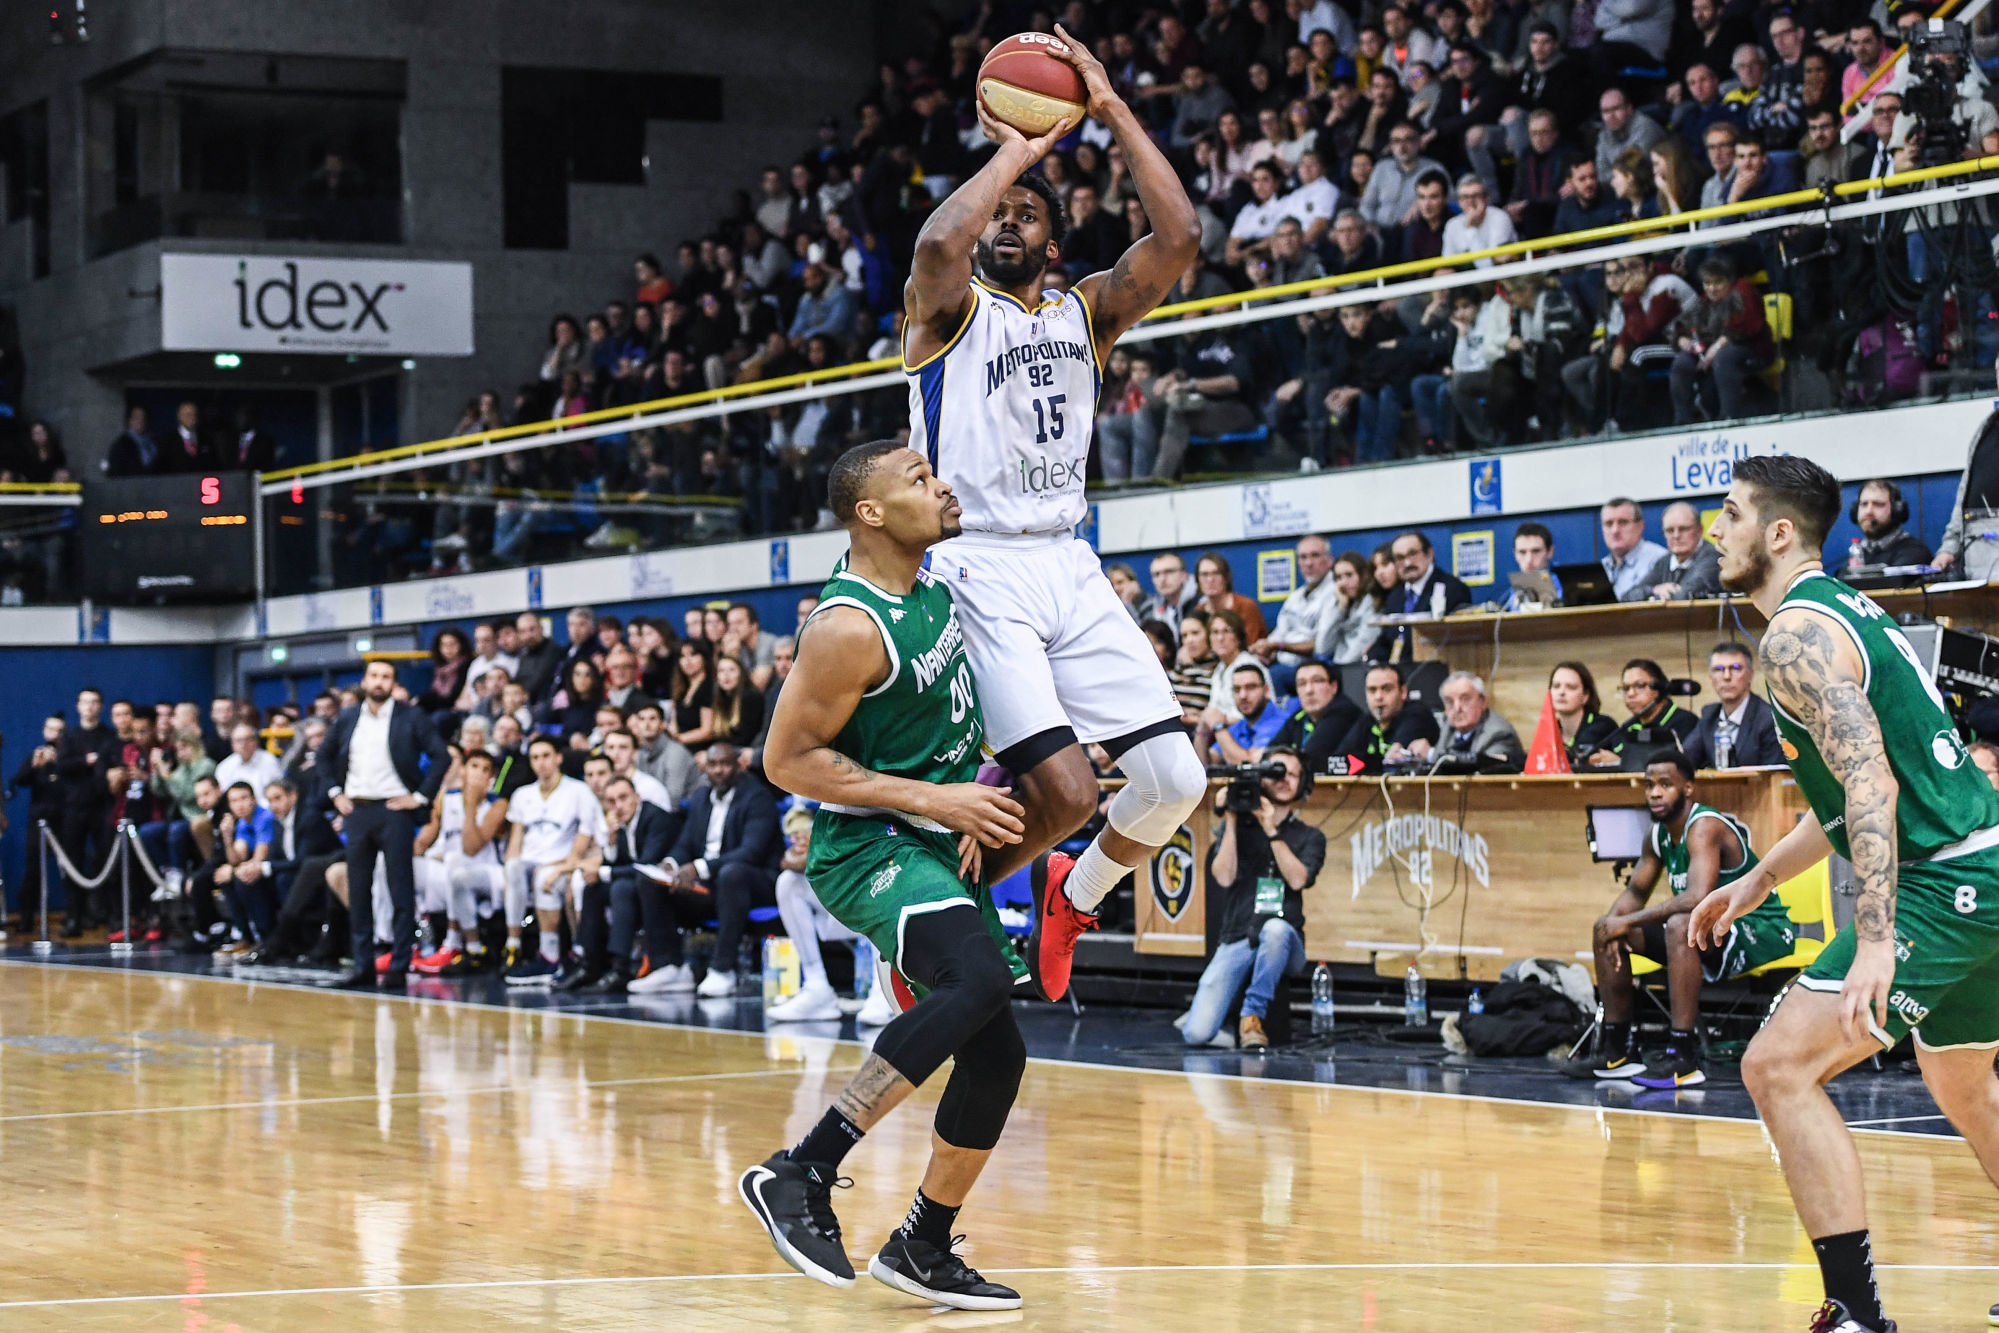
top-left (740, 441), bottom-right (1034, 1314)
top-left (1698, 456), bottom-right (1999, 1333)
top-left (1565, 754), bottom-right (1797, 1087)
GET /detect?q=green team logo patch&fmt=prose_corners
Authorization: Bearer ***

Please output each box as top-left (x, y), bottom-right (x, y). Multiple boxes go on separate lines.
top-left (869, 863), bottom-right (903, 898)
top-left (1934, 729), bottom-right (1967, 769)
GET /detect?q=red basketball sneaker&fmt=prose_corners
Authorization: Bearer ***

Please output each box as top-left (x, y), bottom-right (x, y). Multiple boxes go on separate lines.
top-left (1025, 851), bottom-right (1095, 1002)
top-left (413, 945), bottom-right (460, 976)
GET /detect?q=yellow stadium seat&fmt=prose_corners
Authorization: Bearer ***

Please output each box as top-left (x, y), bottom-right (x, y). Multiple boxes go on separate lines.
top-left (1760, 292), bottom-right (1793, 401)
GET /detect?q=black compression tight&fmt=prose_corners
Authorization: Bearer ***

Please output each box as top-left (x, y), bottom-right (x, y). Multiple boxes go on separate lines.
top-left (870, 904), bottom-right (1027, 1152)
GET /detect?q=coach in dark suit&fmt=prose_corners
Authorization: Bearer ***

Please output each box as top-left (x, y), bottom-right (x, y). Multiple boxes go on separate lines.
top-left (102, 406), bottom-right (161, 478)
top-left (317, 659), bottom-right (450, 989)
top-left (1682, 642), bottom-right (1785, 769)
top-left (564, 774), bottom-right (682, 992)
top-left (667, 742), bottom-right (782, 996)
top-left (1379, 530), bottom-right (1473, 659)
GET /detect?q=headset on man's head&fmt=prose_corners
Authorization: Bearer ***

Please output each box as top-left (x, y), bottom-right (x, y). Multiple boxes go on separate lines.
top-left (1849, 478), bottom-right (1910, 529)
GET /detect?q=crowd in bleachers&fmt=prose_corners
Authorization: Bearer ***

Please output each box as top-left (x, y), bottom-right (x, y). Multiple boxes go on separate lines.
top-left (362, 0), bottom-right (1999, 580)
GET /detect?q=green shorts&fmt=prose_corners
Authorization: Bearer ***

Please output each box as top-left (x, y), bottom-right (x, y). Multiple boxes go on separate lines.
top-left (805, 810), bottom-right (1026, 996)
top-left (1638, 913), bottom-right (1797, 983)
top-left (1799, 845), bottom-right (1999, 1051)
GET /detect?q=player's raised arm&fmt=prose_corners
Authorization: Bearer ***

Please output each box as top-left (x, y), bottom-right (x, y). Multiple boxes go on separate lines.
top-left (766, 608), bottom-right (1025, 848)
top-left (905, 106), bottom-right (1074, 345)
top-left (1054, 23), bottom-right (1202, 349)
top-left (1760, 604), bottom-right (1900, 1039)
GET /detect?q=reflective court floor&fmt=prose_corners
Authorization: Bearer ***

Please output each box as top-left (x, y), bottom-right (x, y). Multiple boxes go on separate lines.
top-left (0, 958), bottom-right (1995, 1330)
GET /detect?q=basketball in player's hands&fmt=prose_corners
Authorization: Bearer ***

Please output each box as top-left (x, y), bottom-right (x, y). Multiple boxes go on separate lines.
top-left (978, 33), bottom-right (1089, 137)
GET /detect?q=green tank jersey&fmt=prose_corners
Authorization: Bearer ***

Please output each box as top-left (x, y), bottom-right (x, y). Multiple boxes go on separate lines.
top-left (1654, 802), bottom-right (1790, 925)
top-left (810, 563), bottom-right (984, 828)
top-left (1770, 570), bottom-right (1999, 861)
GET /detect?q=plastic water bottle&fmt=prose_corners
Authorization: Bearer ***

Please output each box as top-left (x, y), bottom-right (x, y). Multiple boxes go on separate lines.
top-left (1403, 966), bottom-right (1429, 1027)
top-left (1467, 987), bottom-right (1485, 1016)
top-left (1848, 537), bottom-right (1865, 572)
top-left (852, 937), bottom-right (876, 1000)
top-left (1310, 963), bottom-right (1334, 1033)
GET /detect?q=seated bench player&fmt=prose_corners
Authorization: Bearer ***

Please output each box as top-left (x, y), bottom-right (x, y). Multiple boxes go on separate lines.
top-left (1564, 753), bottom-right (1797, 1088)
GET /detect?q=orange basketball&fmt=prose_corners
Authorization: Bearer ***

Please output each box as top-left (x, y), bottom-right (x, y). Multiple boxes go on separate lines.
top-left (977, 32), bottom-right (1088, 136)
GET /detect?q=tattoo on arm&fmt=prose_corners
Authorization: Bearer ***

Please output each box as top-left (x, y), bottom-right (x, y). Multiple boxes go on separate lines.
top-left (1763, 616), bottom-right (1898, 943)
top-left (833, 1054), bottom-right (913, 1128)
top-left (1105, 250), bottom-right (1165, 313)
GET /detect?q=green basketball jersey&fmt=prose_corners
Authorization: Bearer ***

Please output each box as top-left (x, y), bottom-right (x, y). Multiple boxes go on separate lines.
top-left (810, 564), bottom-right (984, 821)
top-left (1654, 804), bottom-right (1792, 932)
top-left (1770, 570), bottom-right (1999, 861)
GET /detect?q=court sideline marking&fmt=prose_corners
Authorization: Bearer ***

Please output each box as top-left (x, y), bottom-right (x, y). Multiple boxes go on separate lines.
top-left (0, 1066), bottom-right (817, 1125)
top-left (2, 1260), bottom-right (1995, 1309)
top-left (1, 958), bottom-right (1961, 1141)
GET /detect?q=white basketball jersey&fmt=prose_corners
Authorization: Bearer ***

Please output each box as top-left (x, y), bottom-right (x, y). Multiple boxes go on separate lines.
top-left (906, 278), bottom-right (1101, 537)
top-left (440, 790), bottom-right (501, 866)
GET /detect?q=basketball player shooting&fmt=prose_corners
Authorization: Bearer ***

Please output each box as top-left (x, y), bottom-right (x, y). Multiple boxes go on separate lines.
top-left (1691, 456), bottom-right (1999, 1333)
top-left (902, 26), bottom-right (1207, 1003)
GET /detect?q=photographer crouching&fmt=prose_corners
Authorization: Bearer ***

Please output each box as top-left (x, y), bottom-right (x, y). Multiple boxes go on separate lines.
top-left (1179, 748), bottom-right (1326, 1050)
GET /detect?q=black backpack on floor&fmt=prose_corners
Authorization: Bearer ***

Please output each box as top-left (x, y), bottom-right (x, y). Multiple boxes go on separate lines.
top-left (1457, 978), bottom-right (1589, 1057)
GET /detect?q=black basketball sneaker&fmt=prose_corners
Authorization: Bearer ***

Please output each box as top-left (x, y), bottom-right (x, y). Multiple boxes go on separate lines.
top-left (738, 1152), bottom-right (855, 1288)
top-left (870, 1234), bottom-right (1023, 1311)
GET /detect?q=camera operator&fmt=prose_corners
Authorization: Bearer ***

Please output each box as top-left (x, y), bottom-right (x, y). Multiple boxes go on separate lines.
top-left (1179, 749), bottom-right (1326, 1051)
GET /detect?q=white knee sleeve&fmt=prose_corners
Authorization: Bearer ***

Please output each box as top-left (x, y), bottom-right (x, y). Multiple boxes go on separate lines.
top-left (413, 859), bottom-right (446, 916)
top-left (1108, 731), bottom-right (1209, 846)
top-left (504, 859), bottom-right (530, 927)
top-left (530, 863), bottom-right (566, 913)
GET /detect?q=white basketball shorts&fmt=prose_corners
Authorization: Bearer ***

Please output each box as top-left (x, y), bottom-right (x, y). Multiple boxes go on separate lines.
top-left (934, 532), bottom-right (1180, 755)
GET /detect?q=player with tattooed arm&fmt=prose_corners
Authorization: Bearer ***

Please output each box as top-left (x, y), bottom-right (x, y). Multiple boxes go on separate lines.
top-left (1692, 456), bottom-right (1999, 1333)
top-left (902, 26), bottom-right (1208, 1004)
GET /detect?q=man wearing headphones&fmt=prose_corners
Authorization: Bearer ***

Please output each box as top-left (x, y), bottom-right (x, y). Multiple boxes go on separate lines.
top-left (1848, 478), bottom-right (1932, 568)
top-left (1177, 747), bottom-right (1326, 1052)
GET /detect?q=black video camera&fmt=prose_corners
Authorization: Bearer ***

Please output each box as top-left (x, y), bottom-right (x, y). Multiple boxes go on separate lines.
top-left (1206, 759), bottom-right (1289, 815)
top-left (1905, 18), bottom-right (1972, 167)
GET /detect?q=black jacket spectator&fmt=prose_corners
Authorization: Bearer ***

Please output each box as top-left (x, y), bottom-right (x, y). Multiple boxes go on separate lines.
top-left (1430, 62), bottom-right (1507, 156)
top-left (669, 775), bottom-right (782, 877)
top-left (607, 798), bottom-right (681, 871)
top-left (1397, 563), bottom-right (1474, 618)
top-left (1682, 695), bottom-right (1786, 769)
top-left (1336, 700), bottom-right (1442, 773)
top-left (57, 720), bottom-right (117, 811)
top-left (1512, 52), bottom-right (1594, 133)
top-left (514, 637), bottom-right (564, 702)
top-left (317, 701), bottom-right (452, 802)
top-left (102, 426), bottom-right (162, 478)
top-left (1854, 526), bottom-right (1933, 567)
top-left (1270, 693), bottom-right (1366, 775)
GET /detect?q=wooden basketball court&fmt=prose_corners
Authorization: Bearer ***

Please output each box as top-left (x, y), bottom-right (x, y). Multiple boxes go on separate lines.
top-left (0, 960), bottom-right (1993, 1330)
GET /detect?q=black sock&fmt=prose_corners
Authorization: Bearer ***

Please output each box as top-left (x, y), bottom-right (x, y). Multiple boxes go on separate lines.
top-left (1813, 1230), bottom-right (1886, 1330)
top-left (894, 1188), bottom-right (961, 1249)
top-left (789, 1107), bottom-right (864, 1169)
top-left (1668, 1028), bottom-right (1697, 1054)
top-left (1603, 1021), bottom-right (1632, 1054)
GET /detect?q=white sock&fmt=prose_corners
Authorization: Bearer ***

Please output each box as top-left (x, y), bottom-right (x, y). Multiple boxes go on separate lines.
top-left (444, 926), bottom-right (463, 950)
top-left (539, 932), bottom-right (560, 964)
top-left (1064, 838), bottom-right (1136, 914)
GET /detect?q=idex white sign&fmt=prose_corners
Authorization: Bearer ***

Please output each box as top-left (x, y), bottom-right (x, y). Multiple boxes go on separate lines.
top-left (160, 254), bottom-right (474, 356)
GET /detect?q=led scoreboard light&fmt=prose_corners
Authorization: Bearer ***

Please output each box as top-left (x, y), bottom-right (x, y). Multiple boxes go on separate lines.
top-left (81, 473), bottom-right (258, 601)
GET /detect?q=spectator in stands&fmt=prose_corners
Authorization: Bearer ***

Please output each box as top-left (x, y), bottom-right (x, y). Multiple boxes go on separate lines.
top-left (1650, 138), bottom-right (1705, 217)
top-left (1595, 86), bottom-right (1666, 185)
top-left (1311, 303), bottom-right (1407, 464)
top-left (102, 405), bottom-right (160, 477)
top-left (1313, 550), bottom-right (1383, 664)
top-left (1202, 610), bottom-right (1267, 727)
top-left (1600, 497), bottom-right (1669, 601)
top-left (625, 700), bottom-right (699, 808)
top-left (724, 603), bottom-right (780, 690)
top-left (540, 315), bottom-right (584, 385)
top-left (1400, 170), bottom-right (1452, 264)
top-left (1386, 527), bottom-right (1473, 646)
top-left (164, 401), bottom-right (209, 472)
top-left (1552, 157), bottom-right (1623, 238)
top-left (667, 638), bottom-right (717, 752)
top-left (1227, 162), bottom-right (1294, 267)
top-left (1339, 663), bottom-right (1441, 771)
top-left (1359, 123), bottom-right (1447, 237)
top-left (1608, 657), bottom-right (1700, 751)
top-left (1061, 182), bottom-right (1122, 274)
top-left (512, 612), bottom-right (561, 702)
top-left (1501, 521), bottom-right (1558, 609)
top-left (1142, 551), bottom-right (1201, 629)
top-left (1505, 110), bottom-right (1574, 236)
top-left (1279, 151), bottom-right (1340, 244)
top-left (1803, 108), bottom-right (1867, 188)
top-left (1173, 63), bottom-right (1239, 150)
top-left (14, 714), bottom-right (65, 927)
top-left (1413, 671), bottom-right (1526, 771)
top-left (1194, 552), bottom-right (1269, 644)
top-left (600, 647), bottom-right (656, 717)
top-left (1549, 661), bottom-right (1621, 762)
top-left (788, 263), bottom-right (855, 349)
top-left (1211, 660), bottom-right (1299, 762)
top-left (710, 656), bottom-right (765, 749)
top-left (1442, 172), bottom-right (1517, 266)
top-left (1381, 5), bottom-right (1445, 81)
top-left (1607, 146), bottom-right (1660, 221)
top-left (1429, 46), bottom-right (1507, 175)
top-left (1590, 0), bottom-right (1673, 89)
top-left (1683, 642), bottom-right (1784, 769)
top-left (418, 629), bottom-right (472, 717)
top-left (1562, 255), bottom-right (1691, 434)
top-left (1181, 747), bottom-right (1323, 1050)
top-left (1256, 535), bottom-right (1338, 692)
top-left (1151, 315), bottom-right (1269, 480)
top-left (1271, 654), bottom-right (1366, 776)
top-left (542, 659), bottom-right (605, 752)
top-left (1850, 479), bottom-right (1932, 567)
top-left (1669, 256), bottom-right (1774, 425)
top-left (1098, 349), bottom-right (1160, 484)
top-left (1644, 501), bottom-right (1723, 598)
top-left (214, 723), bottom-right (283, 804)
top-left (1840, 19), bottom-right (1894, 109)
top-left (1173, 611), bottom-right (1220, 722)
